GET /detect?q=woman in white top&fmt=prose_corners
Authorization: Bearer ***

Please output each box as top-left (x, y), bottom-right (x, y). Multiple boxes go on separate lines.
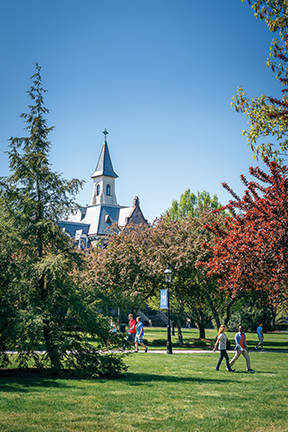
top-left (213, 325), bottom-right (234, 372)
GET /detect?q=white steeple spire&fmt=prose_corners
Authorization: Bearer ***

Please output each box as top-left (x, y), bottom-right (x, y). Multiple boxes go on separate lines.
top-left (90, 130), bottom-right (118, 206)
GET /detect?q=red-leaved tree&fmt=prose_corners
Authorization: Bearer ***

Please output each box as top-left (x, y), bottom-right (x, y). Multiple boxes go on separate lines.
top-left (203, 158), bottom-right (288, 315)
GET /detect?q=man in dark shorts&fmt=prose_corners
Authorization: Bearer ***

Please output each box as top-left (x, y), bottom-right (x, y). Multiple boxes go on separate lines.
top-left (122, 314), bottom-right (136, 351)
top-left (255, 322), bottom-right (264, 351)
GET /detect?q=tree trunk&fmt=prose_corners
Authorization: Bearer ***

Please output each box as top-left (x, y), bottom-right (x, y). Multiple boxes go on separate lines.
top-left (196, 322), bottom-right (206, 339)
top-left (173, 286), bottom-right (184, 345)
top-left (0, 335), bottom-right (9, 367)
top-left (176, 319), bottom-right (183, 345)
top-left (205, 291), bottom-right (220, 329)
top-left (224, 297), bottom-right (236, 327)
top-left (194, 309), bottom-right (211, 339)
top-left (39, 275), bottom-right (61, 369)
top-left (271, 304), bottom-right (277, 329)
top-left (43, 319), bottom-right (61, 369)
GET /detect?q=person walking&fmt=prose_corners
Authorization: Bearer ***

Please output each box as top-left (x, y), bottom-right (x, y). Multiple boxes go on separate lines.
top-left (255, 322), bottom-right (264, 351)
top-left (122, 314), bottom-right (136, 351)
top-left (213, 325), bottom-right (234, 372)
top-left (106, 317), bottom-right (118, 350)
top-left (229, 325), bottom-right (254, 372)
top-left (134, 316), bottom-right (148, 353)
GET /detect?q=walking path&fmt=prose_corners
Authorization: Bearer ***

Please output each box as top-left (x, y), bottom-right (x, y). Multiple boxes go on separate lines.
top-left (6, 349), bottom-right (288, 355)
top-left (122, 349), bottom-right (288, 354)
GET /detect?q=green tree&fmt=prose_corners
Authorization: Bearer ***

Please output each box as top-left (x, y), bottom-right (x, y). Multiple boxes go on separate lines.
top-left (166, 189), bottom-right (222, 220)
top-left (228, 291), bottom-right (276, 332)
top-left (90, 193), bottom-right (230, 341)
top-left (149, 211), bottom-right (234, 340)
top-left (243, 1), bottom-right (288, 33)
top-left (84, 224), bottom-right (157, 320)
top-left (0, 208), bottom-right (21, 367)
top-left (233, 0), bottom-right (288, 162)
top-left (0, 64), bottom-right (126, 376)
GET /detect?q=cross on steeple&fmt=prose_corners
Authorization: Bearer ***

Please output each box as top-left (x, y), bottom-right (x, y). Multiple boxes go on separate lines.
top-left (102, 128), bottom-right (109, 143)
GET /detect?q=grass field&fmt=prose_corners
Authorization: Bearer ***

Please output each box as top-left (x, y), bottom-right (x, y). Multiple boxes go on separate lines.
top-left (0, 329), bottom-right (287, 432)
top-left (140, 327), bottom-right (288, 351)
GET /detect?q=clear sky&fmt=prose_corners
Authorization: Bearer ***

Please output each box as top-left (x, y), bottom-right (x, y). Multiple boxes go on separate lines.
top-left (0, 0), bottom-right (281, 222)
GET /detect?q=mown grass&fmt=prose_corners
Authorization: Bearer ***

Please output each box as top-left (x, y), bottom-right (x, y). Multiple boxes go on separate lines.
top-left (13, 327), bottom-right (288, 352)
top-left (136, 327), bottom-right (288, 351)
top-left (0, 344), bottom-right (287, 431)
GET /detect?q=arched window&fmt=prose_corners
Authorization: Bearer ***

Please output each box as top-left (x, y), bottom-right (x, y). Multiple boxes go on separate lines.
top-left (106, 184), bottom-right (111, 196)
top-left (96, 184), bottom-right (100, 196)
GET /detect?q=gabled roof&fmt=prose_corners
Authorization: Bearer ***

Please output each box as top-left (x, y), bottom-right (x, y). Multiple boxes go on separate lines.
top-left (59, 220), bottom-right (90, 238)
top-left (118, 206), bottom-right (134, 226)
top-left (91, 142), bottom-right (118, 179)
top-left (62, 198), bottom-right (147, 241)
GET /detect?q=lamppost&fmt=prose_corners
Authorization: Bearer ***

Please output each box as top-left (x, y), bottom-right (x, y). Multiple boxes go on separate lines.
top-left (164, 265), bottom-right (173, 354)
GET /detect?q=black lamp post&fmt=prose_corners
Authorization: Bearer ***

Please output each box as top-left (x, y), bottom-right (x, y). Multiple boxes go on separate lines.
top-left (164, 265), bottom-right (173, 355)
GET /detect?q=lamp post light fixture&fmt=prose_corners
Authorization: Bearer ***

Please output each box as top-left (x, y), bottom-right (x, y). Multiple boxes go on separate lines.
top-left (164, 265), bottom-right (173, 355)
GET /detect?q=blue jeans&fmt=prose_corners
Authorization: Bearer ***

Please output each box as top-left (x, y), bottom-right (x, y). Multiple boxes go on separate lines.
top-left (216, 349), bottom-right (232, 370)
top-left (126, 333), bottom-right (136, 344)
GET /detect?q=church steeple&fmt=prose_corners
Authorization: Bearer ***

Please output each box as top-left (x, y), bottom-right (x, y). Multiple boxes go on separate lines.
top-left (90, 130), bottom-right (118, 206)
top-left (91, 129), bottom-right (118, 179)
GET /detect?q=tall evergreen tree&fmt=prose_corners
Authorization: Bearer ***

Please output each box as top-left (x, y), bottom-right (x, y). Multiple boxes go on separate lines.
top-left (0, 64), bottom-right (126, 376)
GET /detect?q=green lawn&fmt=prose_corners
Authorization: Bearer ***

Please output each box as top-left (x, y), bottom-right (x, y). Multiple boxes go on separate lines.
top-left (0, 339), bottom-right (287, 431)
top-left (141, 327), bottom-right (288, 351)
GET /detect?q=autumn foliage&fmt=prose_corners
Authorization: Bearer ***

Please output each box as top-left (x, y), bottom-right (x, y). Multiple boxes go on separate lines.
top-left (203, 158), bottom-right (288, 306)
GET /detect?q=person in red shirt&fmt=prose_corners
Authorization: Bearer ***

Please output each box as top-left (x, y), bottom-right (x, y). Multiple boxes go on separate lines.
top-left (122, 314), bottom-right (136, 351)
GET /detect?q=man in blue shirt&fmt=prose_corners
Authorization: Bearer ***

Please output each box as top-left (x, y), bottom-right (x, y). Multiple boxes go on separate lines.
top-left (134, 316), bottom-right (148, 353)
top-left (255, 322), bottom-right (264, 351)
top-left (229, 325), bottom-right (254, 372)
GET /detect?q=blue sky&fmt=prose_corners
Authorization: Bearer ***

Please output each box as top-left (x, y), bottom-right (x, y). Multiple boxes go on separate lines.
top-left (0, 0), bottom-right (281, 222)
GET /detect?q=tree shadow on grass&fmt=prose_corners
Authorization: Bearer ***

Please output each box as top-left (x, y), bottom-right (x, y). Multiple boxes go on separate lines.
top-left (121, 372), bottom-right (240, 385)
top-left (233, 370), bottom-right (275, 374)
top-left (0, 369), bottom-right (80, 393)
top-left (0, 368), bottom-right (241, 393)
top-left (256, 340), bottom-right (288, 349)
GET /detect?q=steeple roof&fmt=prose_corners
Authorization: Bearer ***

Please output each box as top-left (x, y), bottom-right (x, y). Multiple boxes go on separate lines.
top-left (91, 129), bottom-right (118, 179)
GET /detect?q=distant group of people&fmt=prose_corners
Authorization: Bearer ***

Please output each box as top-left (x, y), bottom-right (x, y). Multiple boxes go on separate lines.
top-left (107, 314), bottom-right (148, 353)
top-left (123, 314), bottom-right (148, 352)
top-left (108, 314), bottom-right (264, 371)
top-left (213, 322), bottom-right (265, 372)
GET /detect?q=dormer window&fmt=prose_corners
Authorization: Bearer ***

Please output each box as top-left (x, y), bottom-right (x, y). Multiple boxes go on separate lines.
top-left (96, 184), bottom-right (100, 196)
top-left (105, 215), bottom-right (112, 224)
top-left (106, 184), bottom-right (111, 196)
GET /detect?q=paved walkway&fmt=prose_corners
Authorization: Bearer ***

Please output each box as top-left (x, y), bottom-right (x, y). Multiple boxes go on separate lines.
top-left (122, 349), bottom-right (288, 354)
top-left (6, 349), bottom-right (288, 355)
